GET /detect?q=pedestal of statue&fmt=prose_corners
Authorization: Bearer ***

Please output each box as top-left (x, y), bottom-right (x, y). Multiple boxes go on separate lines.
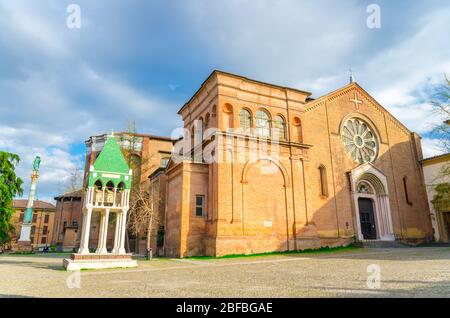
top-left (63, 253), bottom-right (137, 271)
top-left (14, 224), bottom-right (33, 252)
top-left (14, 241), bottom-right (33, 252)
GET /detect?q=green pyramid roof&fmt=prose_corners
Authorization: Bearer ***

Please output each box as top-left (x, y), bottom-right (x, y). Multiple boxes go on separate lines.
top-left (87, 135), bottom-right (132, 189)
top-left (93, 136), bottom-right (130, 173)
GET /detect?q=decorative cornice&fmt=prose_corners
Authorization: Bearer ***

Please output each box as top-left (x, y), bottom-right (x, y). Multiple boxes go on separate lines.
top-left (304, 83), bottom-right (413, 136)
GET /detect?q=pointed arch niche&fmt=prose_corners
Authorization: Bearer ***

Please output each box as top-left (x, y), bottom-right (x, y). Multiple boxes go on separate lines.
top-left (349, 163), bottom-right (395, 241)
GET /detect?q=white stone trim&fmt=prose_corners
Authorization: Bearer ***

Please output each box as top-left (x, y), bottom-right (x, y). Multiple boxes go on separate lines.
top-left (18, 224), bottom-right (32, 242)
top-left (63, 258), bottom-right (137, 271)
top-left (112, 212), bottom-right (121, 253)
top-left (78, 208), bottom-right (92, 254)
top-left (118, 209), bottom-right (128, 254)
top-left (96, 209), bottom-right (110, 254)
top-left (350, 163), bottom-right (395, 241)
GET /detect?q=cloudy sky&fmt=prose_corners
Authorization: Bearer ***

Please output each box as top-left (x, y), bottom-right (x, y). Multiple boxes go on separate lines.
top-left (1, 0), bottom-right (449, 202)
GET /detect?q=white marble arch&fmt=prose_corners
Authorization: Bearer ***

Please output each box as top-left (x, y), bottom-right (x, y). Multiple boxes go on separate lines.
top-left (349, 163), bottom-right (395, 241)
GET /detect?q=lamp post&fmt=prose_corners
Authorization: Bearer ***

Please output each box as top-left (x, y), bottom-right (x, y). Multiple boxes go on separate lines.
top-left (16, 156), bottom-right (41, 252)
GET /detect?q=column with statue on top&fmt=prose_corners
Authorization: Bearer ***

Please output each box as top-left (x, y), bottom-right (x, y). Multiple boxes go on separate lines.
top-left (15, 156), bottom-right (41, 252)
top-left (63, 133), bottom-right (137, 270)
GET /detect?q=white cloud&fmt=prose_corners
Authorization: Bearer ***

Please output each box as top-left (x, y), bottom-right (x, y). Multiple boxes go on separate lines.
top-left (185, 0), bottom-right (363, 88)
top-left (81, 65), bottom-right (175, 118)
top-left (0, 1), bottom-right (180, 201)
top-left (422, 138), bottom-right (444, 159)
top-left (388, 102), bottom-right (440, 134)
top-left (0, 126), bottom-right (70, 150)
top-left (361, 8), bottom-right (450, 133)
top-left (0, 140), bottom-right (82, 203)
top-left (0, 1), bottom-right (67, 55)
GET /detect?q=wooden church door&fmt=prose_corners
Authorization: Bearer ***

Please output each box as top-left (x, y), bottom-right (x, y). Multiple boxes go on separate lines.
top-left (358, 198), bottom-right (377, 240)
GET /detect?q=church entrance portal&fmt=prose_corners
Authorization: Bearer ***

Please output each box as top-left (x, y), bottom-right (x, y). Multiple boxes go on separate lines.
top-left (350, 164), bottom-right (395, 241)
top-left (358, 198), bottom-right (377, 240)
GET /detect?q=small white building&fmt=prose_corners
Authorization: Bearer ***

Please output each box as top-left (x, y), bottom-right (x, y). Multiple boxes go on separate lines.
top-left (422, 153), bottom-right (450, 242)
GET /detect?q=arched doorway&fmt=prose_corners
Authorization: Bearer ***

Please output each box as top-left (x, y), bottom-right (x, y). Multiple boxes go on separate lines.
top-left (350, 164), bottom-right (395, 241)
top-left (358, 197), bottom-right (376, 240)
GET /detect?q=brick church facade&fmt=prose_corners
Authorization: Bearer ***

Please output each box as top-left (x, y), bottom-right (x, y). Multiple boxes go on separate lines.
top-left (163, 71), bottom-right (433, 257)
top-left (72, 70), bottom-right (433, 257)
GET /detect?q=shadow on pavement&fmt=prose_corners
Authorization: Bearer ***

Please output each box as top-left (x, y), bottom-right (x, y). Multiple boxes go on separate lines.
top-left (0, 259), bottom-right (63, 271)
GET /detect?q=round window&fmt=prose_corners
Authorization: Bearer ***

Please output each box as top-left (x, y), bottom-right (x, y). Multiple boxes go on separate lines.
top-left (341, 118), bottom-right (378, 164)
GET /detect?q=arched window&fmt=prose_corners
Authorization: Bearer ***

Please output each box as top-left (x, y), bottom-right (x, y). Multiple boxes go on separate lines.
top-left (273, 115), bottom-right (286, 141)
top-left (93, 180), bottom-right (103, 204)
top-left (403, 176), bottom-right (413, 205)
top-left (106, 181), bottom-right (114, 190)
top-left (256, 109), bottom-right (270, 138)
top-left (239, 109), bottom-right (252, 134)
top-left (117, 182), bottom-right (125, 191)
top-left (319, 165), bottom-right (328, 197)
top-left (94, 180), bottom-right (103, 190)
top-left (195, 117), bottom-right (203, 144)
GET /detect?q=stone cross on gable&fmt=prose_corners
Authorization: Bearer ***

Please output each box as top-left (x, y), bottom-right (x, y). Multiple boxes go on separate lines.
top-left (350, 93), bottom-right (363, 110)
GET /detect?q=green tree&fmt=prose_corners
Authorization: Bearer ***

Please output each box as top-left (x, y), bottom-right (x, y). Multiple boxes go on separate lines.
top-left (0, 152), bottom-right (24, 245)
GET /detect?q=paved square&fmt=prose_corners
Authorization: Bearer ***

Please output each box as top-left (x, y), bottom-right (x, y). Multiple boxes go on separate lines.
top-left (0, 247), bottom-right (449, 297)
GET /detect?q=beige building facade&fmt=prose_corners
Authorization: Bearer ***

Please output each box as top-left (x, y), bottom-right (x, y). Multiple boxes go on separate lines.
top-left (422, 153), bottom-right (450, 242)
top-left (164, 71), bottom-right (433, 257)
top-left (11, 200), bottom-right (56, 249)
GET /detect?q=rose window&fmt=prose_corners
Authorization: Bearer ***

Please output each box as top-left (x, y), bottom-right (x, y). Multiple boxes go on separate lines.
top-left (341, 118), bottom-right (378, 164)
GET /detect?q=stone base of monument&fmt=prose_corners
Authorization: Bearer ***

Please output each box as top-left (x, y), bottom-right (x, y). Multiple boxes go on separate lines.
top-left (63, 253), bottom-right (138, 271)
top-left (14, 224), bottom-right (33, 252)
top-left (13, 241), bottom-right (33, 252)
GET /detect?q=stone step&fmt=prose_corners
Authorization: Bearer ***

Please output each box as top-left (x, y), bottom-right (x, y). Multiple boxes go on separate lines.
top-left (355, 240), bottom-right (410, 248)
top-left (416, 242), bottom-right (450, 247)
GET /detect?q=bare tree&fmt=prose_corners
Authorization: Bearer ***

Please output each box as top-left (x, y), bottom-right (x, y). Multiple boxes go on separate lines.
top-left (430, 74), bottom-right (450, 177)
top-left (121, 120), bottom-right (159, 258)
top-left (66, 165), bottom-right (83, 192)
top-left (431, 74), bottom-right (450, 152)
top-left (123, 120), bottom-right (141, 183)
top-left (127, 185), bottom-right (161, 259)
top-left (121, 120), bottom-right (141, 253)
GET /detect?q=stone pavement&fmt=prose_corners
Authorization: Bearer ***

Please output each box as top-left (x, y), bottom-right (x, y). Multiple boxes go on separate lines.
top-left (0, 247), bottom-right (449, 297)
